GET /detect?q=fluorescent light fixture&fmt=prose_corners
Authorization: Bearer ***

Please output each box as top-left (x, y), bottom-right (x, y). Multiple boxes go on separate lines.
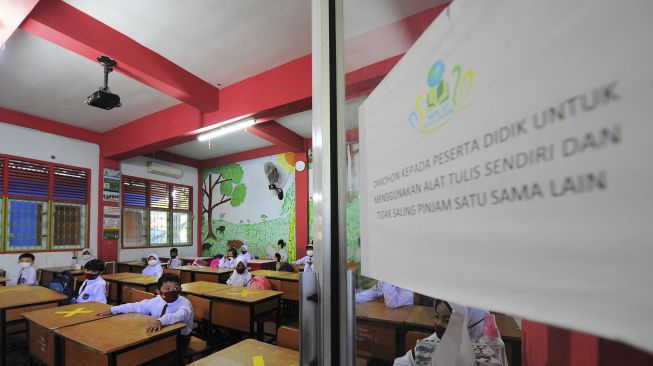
top-left (197, 118), bottom-right (256, 142)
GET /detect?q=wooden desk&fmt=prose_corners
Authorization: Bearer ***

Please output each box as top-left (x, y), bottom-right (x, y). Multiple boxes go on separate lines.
top-left (181, 281), bottom-right (230, 297)
top-left (0, 277), bottom-right (9, 286)
top-left (248, 259), bottom-right (276, 271)
top-left (356, 300), bottom-right (414, 361)
top-left (206, 287), bottom-right (282, 339)
top-left (176, 265), bottom-right (233, 284)
top-left (180, 257), bottom-right (212, 265)
top-left (119, 276), bottom-right (158, 303)
top-left (102, 273), bottom-right (142, 303)
top-left (55, 313), bottom-right (184, 366)
top-left (0, 286), bottom-right (67, 366)
top-left (189, 338), bottom-right (299, 366)
top-left (115, 261), bottom-right (146, 274)
top-left (23, 301), bottom-right (112, 366)
top-left (39, 267), bottom-right (85, 287)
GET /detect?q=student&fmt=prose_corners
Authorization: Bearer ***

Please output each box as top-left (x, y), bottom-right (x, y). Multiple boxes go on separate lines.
top-left (393, 299), bottom-right (487, 366)
top-left (226, 257), bottom-right (252, 287)
top-left (142, 253), bottom-right (164, 278)
top-left (75, 259), bottom-right (107, 304)
top-left (168, 248), bottom-right (182, 269)
top-left (292, 244), bottom-right (314, 272)
top-left (219, 248), bottom-right (238, 268)
top-left (278, 262), bottom-right (295, 273)
top-left (16, 252), bottom-right (38, 286)
top-left (71, 248), bottom-right (95, 269)
top-left (355, 281), bottom-right (414, 309)
top-left (239, 244), bottom-right (255, 261)
top-left (274, 253), bottom-right (282, 270)
top-left (98, 273), bottom-right (194, 350)
top-left (276, 239), bottom-right (288, 262)
top-left (209, 253), bottom-right (224, 268)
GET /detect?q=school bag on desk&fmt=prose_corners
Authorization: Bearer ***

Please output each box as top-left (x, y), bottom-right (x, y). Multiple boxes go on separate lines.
top-left (47, 271), bottom-right (74, 305)
top-left (247, 275), bottom-right (272, 290)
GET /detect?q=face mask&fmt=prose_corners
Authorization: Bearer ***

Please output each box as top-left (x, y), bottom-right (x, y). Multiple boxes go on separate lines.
top-left (161, 290), bottom-right (180, 303)
top-left (435, 325), bottom-right (447, 339)
top-left (84, 273), bottom-right (99, 280)
top-left (307, 250), bottom-right (314, 257)
top-left (148, 260), bottom-right (158, 266)
top-left (19, 262), bottom-right (31, 269)
top-left (82, 254), bottom-right (91, 260)
top-left (236, 268), bottom-right (245, 274)
top-left (171, 254), bottom-right (177, 258)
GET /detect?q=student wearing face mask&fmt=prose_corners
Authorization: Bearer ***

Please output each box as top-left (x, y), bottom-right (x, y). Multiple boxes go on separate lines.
top-left (16, 252), bottom-right (38, 286)
top-left (219, 248), bottom-right (238, 268)
top-left (142, 253), bottom-right (164, 278)
top-left (75, 260), bottom-right (107, 304)
top-left (393, 299), bottom-right (487, 366)
top-left (168, 248), bottom-right (182, 268)
top-left (355, 281), bottom-right (414, 309)
top-left (71, 248), bottom-right (95, 270)
top-left (292, 244), bottom-right (315, 272)
top-left (239, 244), bottom-right (255, 261)
top-left (226, 257), bottom-right (252, 287)
top-left (97, 273), bottom-right (194, 350)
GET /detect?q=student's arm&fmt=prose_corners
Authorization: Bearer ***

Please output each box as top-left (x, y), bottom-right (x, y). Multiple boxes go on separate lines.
top-left (355, 284), bottom-right (382, 303)
top-left (393, 349), bottom-right (416, 366)
top-left (381, 285), bottom-right (414, 309)
top-left (22, 268), bottom-right (38, 285)
top-left (110, 299), bottom-right (151, 315)
top-left (158, 302), bottom-right (192, 327)
top-left (226, 272), bottom-right (235, 286)
top-left (292, 256), bottom-right (307, 266)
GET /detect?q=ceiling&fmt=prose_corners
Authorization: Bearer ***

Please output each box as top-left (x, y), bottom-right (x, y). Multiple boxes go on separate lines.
top-left (0, 0), bottom-right (446, 157)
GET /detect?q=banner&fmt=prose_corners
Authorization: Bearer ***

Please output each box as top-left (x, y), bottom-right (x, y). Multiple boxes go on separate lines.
top-left (103, 168), bottom-right (121, 203)
top-left (360, 0), bottom-right (653, 352)
top-left (102, 205), bottom-right (121, 240)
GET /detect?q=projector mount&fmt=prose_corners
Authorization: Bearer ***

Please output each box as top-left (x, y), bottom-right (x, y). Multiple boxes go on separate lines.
top-left (97, 55), bottom-right (116, 92)
top-left (85, 55), bottom-right (122, 110)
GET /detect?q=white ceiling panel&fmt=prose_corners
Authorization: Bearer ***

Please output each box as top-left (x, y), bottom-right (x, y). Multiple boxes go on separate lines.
top-left (164, 129), bottom-right (273, 160)
top-left (0, 30), bottom-right (179, 132)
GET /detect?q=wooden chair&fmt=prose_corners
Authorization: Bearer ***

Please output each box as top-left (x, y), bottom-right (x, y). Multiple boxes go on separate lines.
top-left (277, 326), bottom-right (299, 351)
top-left (0, 269), bottom-right (5, 286)
top-left (36, 269), bottom-right (43, 285)
top-left (103, 261), bottom-right (116, 275)
top-left (182, 294), bottom-right (212, 363)
top-left (404, 331), bottom-right (432, 353)
top-left (128, 288), bottom-right (156, 303)
top-left (163, 268), bottom-right (181, 278)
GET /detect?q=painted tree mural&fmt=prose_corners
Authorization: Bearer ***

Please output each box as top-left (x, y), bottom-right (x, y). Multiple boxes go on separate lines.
top-left (202, 164), bottom-right (247, 240)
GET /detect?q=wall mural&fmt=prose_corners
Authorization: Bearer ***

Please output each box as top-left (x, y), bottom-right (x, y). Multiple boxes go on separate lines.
top-left (201, 153), bottom-right (297, 261)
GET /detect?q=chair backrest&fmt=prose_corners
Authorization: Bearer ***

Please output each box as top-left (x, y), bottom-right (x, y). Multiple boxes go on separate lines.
top-left (36, 269), bottom-right (43, 284)
top-left (186, 294), bottom-right (211, 322)
top-left (0, 268), bottom-right (5, 278)
top-left (277, 326), bottom-right (300, 351)
top-left (163, 268), bottom-right (181, 278)
top-left (404, 331), bottom-right (432, 353)
top-left (105, 282), bottom-right (110, 300)
top-left (103, 261), bottom-right (116, 275)
top-left (129, 288), bottom-right (156, 303)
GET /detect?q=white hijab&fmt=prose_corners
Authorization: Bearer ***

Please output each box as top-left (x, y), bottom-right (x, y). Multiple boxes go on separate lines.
top-left (142, 253), bottom-right (163, 277)
top-left (439, 300), bottom-right (488, 342)
top-left (227, 257), bottom-right (252, 287)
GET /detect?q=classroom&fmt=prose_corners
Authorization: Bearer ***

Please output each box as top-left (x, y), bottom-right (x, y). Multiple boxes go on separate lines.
top-left (1, 1), bottom-right (652, 365)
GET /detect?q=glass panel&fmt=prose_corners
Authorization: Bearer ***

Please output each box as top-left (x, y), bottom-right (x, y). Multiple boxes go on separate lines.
top-left (149, 210), bottom-right (169, 246)
top-left (172, 186), bottom-right (191, 210)
top-left (53, 167), bottom-right (88, 201)
top-left (52, 202), bottom-right (86, 249)
top-left (150, 182), bottom-right (170, 209)
top-left (122, 207), bottom-right (147, 248)
top-left (6, 198), bottom-right (48, 251)
top-left (123, 177), bottom-right (147, 207)
top-left (172, 211), bottom-right (190, 244)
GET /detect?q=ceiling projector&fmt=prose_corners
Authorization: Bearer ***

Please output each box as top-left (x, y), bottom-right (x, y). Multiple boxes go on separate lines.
top-left (86, 56), bottom-right (121, 110)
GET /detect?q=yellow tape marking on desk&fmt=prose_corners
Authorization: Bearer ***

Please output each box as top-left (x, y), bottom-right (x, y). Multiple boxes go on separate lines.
top-left (226, 289), bottom-right (250, 298)
top-left (252, 355), bottom-right (265, 366)
top-left (55, 307), bottom-right (93, 318)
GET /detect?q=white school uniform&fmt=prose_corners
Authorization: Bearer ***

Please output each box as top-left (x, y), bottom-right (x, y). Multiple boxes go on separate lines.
top-left (355, 282), bottom-right (414, 309)
top-left (168, 257), bottom-right (183, 268)
top-left (292, 255), bottom-right (314, 272)
top-left (76, 276), bottom-right (107, 304)
top-left (71, 249), bottom-right (94, 269)
top-left (219, 257), bottom-right (236, 269)
top-left (17, 266), bottom-right (38, 285)
top-left (277, 247), bottom-right (288, 262)
top-left (110, 295), bottom-right (194, 336)
top-left (393, 304), bottom-right (487, 366)
top-left (142, 253), bottom-right (164, 278)
top-left (226, 257), bottom-right (252, 287)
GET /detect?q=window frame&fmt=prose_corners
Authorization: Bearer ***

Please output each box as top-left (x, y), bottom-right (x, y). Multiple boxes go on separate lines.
top-left (121, 175), bottom-right (193, 249)
top-left (0, 153), bottom-right (90, 253)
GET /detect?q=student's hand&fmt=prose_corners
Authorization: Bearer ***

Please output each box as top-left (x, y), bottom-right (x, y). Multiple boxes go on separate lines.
top-left (96, 309), bottom-right (113, 317)
top-left (146, 319), bottom-right (163, 333)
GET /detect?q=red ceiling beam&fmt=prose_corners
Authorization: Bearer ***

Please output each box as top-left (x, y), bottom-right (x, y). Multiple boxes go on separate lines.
top-left (0, 106), bottom-right (101, 143)
top-left (0, 0), bottom-right (40, 48)
top-left (20, 0), bottom-right (220, 112)
top-left (142, 151), bottom-right (200, 169)
top-left (199, 145), bottom-right (289, 169)
top-left (246, 120), bottom-right (305, 153)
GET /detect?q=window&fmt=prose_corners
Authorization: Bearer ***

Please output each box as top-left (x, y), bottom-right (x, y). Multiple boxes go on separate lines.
top-left (0, 155), bottom-right (90, 252)
top-left (122, 176), bottom-right (192, 248)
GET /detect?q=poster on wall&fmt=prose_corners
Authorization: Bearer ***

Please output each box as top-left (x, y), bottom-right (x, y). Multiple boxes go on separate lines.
top-left (103, 168), bottom-right (121, 203)
top-left (359, 0), bottom-right (653, 352)
top-left (102, 205), bottom-right (121, 240)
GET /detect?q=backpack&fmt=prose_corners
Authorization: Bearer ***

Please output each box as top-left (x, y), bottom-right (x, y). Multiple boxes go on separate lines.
top-left (247, 275), bottom-right (272, 290)
top-left (48, 271), bottom-right (75, 304)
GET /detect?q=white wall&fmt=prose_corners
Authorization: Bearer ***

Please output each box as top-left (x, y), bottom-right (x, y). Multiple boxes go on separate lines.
top-left (119, 156), bottom-right (198, 261)
top-left (0, 123), bottom-right (100, 283)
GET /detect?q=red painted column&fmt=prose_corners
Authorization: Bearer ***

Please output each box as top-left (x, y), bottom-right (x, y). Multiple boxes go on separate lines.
top-left (294, 152), bottom-right (309, 260)
top-left (96, 153), bottom-right (120, 261)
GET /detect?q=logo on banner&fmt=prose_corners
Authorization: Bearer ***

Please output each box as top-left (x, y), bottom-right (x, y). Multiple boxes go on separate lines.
top-left (408, 60), bottom-right (475, 133)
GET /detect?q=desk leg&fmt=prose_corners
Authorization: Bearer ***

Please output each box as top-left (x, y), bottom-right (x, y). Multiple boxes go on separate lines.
top-left (1, 310), bottom-right (6, 366)
top-left (250, 305), bottom-right (256, 340)
top-left (176, 331), bottom-right (183, 366)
